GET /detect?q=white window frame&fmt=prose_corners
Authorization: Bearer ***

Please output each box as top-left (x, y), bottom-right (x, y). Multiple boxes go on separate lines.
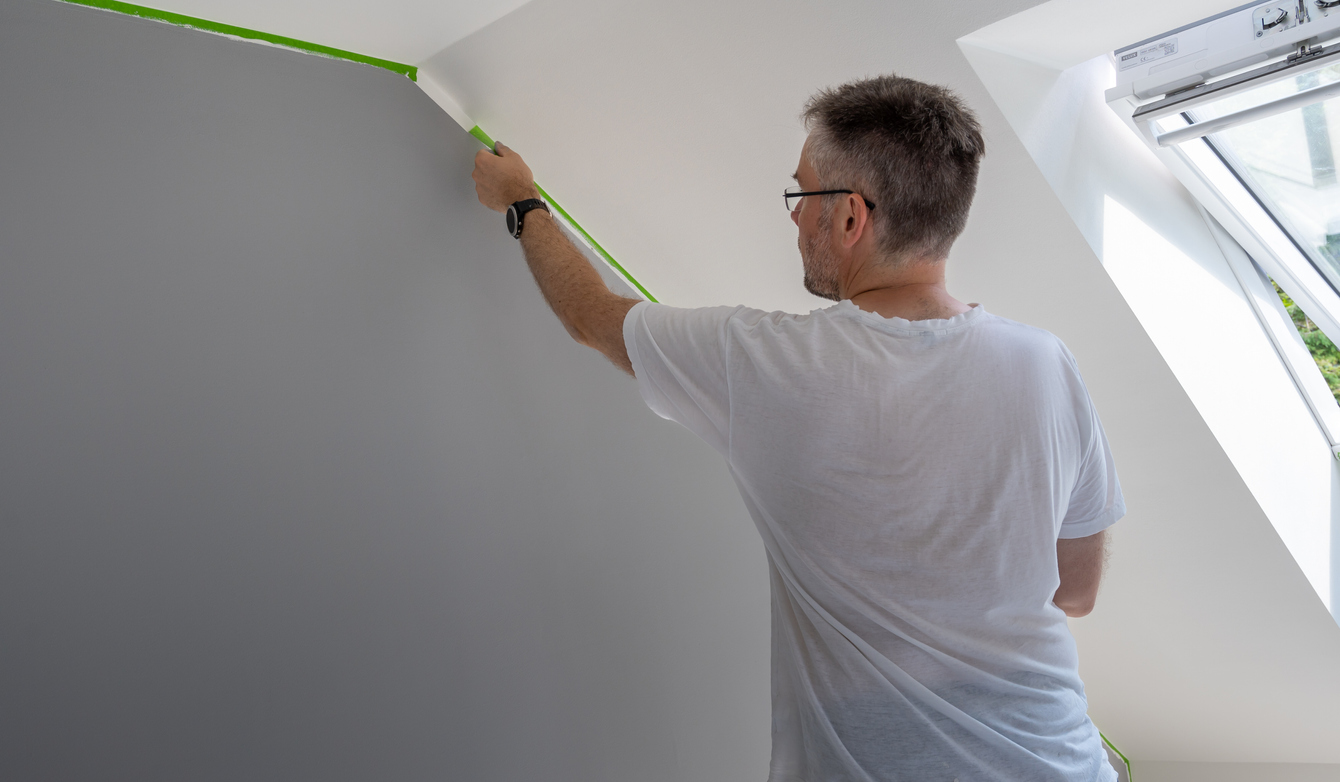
top-left (1107, 90), bottom-right (1340, 453)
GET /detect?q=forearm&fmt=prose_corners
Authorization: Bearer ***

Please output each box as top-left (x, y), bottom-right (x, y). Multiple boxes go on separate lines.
top-left (470, 142), bottom-right (639, 374)
top-left (518, 207), bottom-right (638, 374)
top-left (1053, 530), bottom-right (1108, 618)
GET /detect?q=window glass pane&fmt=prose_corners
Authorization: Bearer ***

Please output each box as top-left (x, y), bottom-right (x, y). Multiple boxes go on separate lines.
top-left (1165, 63), bottom-right (1340, 286)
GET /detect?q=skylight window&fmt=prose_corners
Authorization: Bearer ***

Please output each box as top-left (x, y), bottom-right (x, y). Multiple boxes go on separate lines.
top-left (1108, 21), bottom-right (1340, 452)
top-left (1160, 59), bottom-right (1340, 408)
top-left (1163, 62), bottom-right (1340, 288)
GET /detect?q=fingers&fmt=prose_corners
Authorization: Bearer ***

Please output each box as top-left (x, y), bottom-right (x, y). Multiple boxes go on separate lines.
top-left (469, 141), bottom-right (534, 212)
top-left (472, 149), bottom-right (493, 180)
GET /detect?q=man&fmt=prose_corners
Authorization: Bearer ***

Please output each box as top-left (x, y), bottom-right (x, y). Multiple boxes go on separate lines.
top-left (472, 74), bottom-right (1122, 781)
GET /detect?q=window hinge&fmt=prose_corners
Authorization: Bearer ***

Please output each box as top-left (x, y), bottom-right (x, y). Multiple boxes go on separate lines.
top-left (1288, 42), bottom-right (1325, 62)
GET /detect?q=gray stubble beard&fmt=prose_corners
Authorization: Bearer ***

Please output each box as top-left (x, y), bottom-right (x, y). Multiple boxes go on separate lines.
top-left (800, 215), bottom-right (841, 302)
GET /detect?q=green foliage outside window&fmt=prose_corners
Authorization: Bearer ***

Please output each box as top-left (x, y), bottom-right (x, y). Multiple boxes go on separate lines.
top-left (1273, 279), bottom-right (1340, 403)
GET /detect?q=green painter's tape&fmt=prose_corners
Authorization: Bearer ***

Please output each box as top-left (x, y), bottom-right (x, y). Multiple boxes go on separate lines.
top-left (468, 126), bottom-right (495, 148)
top-left (469, 125), bottom-right (658, 303)
top-left (56, 0), bottom-right (417, 80)
top-left (57, 2), bottom-right (643, 299)
top-left (1100, 731), bottom-right (1133, 780)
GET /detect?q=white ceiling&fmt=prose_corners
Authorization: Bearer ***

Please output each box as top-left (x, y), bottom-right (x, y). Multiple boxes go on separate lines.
top-left (96, 0), bottom-right (1340, 763)
top-left (135, 0), bottom-right (532, 64)
top-left (961, 0), bottom-right (1243, 70)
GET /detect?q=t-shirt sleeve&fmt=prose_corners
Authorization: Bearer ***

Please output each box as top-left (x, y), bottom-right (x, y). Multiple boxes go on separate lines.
top-left (622, 300), bottom-right (739, 455)
top-left (1059, 360), bottom-right (1126, 540)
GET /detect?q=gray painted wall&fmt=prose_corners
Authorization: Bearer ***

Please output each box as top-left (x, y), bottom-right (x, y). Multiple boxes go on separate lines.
top-left (0, 2), bottom-right (770, 779)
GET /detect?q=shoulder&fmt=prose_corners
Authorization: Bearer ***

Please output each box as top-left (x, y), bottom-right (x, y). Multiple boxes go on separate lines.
top-left (727, 304), bottom-right (839, 331)
top-left (627, 301), bottom-right (746, 330)
top-left (633, 301), bottom-right (832, 335)
top-left (625, 302), bottom-right (776, 356)
top-left (976, 311), bottom-right (1074, 360)
top-left (967, 313), bottom-right (1093, 394)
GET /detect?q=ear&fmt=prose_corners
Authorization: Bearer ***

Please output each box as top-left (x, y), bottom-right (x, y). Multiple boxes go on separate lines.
top-left (837, 193), bottom-right (871, 250)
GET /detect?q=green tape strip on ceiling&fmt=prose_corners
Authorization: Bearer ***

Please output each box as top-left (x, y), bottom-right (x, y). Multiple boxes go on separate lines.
top-left (55, 0), bottom-right (654, 302)
top-left (56, 0), bottom-right (417, 80)
top-left (468, 126), bottom-right (657, 302)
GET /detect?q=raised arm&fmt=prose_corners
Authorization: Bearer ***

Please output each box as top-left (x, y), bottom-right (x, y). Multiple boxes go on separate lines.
top-left (471, 142), bottom-right (640, 375)
top-left (1054, 530), bottom-right (1107, 618)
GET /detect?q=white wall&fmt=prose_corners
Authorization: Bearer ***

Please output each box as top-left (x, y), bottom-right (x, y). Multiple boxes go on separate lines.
top-left (417, 0), bottom-right (1340, 766)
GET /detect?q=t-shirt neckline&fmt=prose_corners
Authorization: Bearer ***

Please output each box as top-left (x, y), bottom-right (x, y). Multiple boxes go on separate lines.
top-left (831, 299), bottom-right (987, 335)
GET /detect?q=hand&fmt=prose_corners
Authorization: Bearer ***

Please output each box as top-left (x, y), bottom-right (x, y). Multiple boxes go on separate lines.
top-left (472, 142), bottom-right (541, 212)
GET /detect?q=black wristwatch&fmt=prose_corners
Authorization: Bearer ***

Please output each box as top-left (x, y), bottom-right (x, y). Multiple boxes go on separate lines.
top-left (506, 198), bottom-right (549, 239)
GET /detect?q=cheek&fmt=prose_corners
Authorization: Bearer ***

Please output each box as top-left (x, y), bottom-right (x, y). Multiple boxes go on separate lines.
top-left (799, 209), bottom-right (817, 238)
top-left (805, 211), bottom-right (826, 243)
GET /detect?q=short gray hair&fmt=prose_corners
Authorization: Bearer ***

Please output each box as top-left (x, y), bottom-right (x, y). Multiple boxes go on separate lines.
top-left (802, 75), bottom-right (985, 261)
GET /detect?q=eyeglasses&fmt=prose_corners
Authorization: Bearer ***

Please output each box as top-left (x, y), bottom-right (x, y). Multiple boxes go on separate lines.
top-left (784, 186), bottom-right (876, 214)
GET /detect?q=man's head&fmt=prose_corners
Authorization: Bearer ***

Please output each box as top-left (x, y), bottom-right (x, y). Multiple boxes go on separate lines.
top-left (793, 75), bottom-right (985, 301)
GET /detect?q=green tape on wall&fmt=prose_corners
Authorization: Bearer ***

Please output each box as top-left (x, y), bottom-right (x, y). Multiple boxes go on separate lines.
top-left (57, 0), bottom-right (417, 80)
top-left (1100, 731), bottom-right (1133, 780)
top-left (469, 126), bottom-right (658, 303)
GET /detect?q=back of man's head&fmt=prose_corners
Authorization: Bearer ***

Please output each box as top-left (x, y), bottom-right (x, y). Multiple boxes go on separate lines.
top-left (802, 75), bottom-right (985, 264)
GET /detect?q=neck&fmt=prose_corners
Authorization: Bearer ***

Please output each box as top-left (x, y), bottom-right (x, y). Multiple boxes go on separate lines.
top-left (842, 259), bottom-right (971, 321)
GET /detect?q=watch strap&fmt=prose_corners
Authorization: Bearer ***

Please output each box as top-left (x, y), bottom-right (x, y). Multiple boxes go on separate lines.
top-left (507, 198), bottom-right (549, 239)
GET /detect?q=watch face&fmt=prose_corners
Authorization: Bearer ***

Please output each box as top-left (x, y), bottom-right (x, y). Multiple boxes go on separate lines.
top-left (505, 206), bottom-right (518, 236)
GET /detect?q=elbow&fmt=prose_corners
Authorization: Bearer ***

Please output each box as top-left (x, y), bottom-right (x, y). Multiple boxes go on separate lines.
top-left (560, 311), bottom-right (592, 346)
top-left (1063, 602), bottom-right (1095, 619)
top-left (563, 320), bottom-right (589, 346)
top-left (1055, 594), bottom-right (1097, 618)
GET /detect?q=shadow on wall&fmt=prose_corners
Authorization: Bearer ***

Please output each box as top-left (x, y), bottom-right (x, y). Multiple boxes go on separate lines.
top-left (1333, 465), bottom-right (1340, 614)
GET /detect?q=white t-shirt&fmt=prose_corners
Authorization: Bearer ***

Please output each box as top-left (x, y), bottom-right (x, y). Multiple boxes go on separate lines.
top-left (623, 300), bottom-right (1123, 782)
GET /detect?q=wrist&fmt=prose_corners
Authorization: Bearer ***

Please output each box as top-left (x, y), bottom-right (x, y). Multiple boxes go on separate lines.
top-left (506, 197), bottom-right (550, 239)
top-left (519, 209), bottom-right (552, 237)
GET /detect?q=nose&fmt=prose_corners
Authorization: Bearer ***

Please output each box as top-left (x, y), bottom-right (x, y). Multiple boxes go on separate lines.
top-left (790, 206), bottom-right (799, 226)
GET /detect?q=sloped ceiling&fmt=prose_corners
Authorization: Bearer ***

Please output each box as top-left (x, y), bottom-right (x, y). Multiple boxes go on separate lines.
top-left (75, 0), bottom-right (1340, 763)
top-left (113, 0), bottom-right (533, 64)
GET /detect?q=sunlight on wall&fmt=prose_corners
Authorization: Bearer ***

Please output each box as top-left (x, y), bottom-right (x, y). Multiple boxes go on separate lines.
top-left (1103, 195), bottom-right (1333, 609)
